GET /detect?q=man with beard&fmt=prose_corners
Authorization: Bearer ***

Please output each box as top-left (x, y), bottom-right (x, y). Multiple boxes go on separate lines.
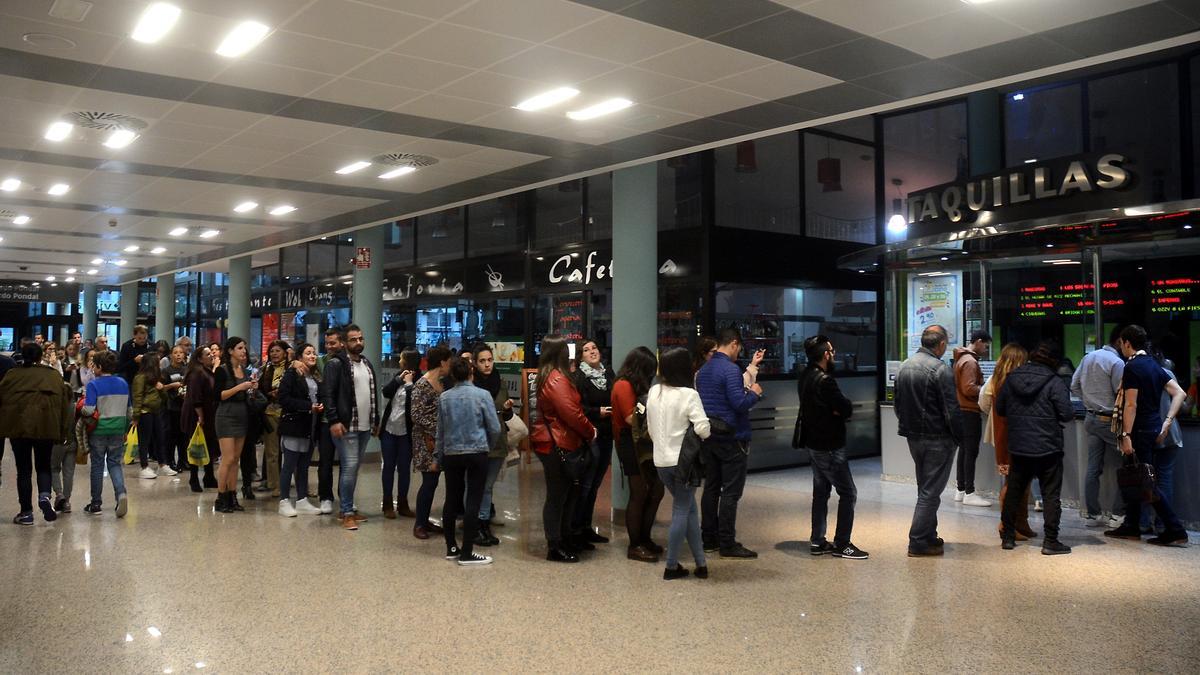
top-left (322, 324), bottom-right (379, 530)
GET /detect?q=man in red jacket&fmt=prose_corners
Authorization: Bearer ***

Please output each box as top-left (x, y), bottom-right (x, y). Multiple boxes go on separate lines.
top-left (952, 330), bottom-right (992, 507)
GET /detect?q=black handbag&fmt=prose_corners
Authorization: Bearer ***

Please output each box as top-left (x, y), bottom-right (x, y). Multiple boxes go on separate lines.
top-left (543, 417), bottom-right (588, 484)
top-left (1116, 453), bottom-right (1157, 504)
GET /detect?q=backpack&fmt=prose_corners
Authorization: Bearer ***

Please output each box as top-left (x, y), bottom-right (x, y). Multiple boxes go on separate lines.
top-left (629, 394), bottom-right (653, 464)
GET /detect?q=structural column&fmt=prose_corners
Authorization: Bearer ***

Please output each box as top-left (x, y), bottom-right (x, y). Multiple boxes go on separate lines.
top-left (352, 224), bottom-right (385, 369)
top-left (227, 256), bottom-right (251, 342)
top-left (155, 273), bottom-right (175, 344)
top-left (611, 162), bottom-right (658, 509)
top-left (82, 282), bottom-right (97, 341)
top-left (119, 281), bottom-right (138, 345)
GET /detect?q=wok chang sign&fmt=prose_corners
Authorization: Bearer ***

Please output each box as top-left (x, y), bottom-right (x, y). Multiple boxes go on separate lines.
top-left (906, 153), bottom-right (1135, 238)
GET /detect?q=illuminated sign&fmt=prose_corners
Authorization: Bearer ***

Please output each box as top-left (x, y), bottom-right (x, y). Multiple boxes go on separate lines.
top-left (1150, 277), bottom-right (1200, 313)
top-left (1018, 281), bottom-right (1122, 318)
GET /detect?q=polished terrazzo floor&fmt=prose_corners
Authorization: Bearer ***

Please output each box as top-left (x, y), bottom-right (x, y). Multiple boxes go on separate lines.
top-left (1, 450), bottom-right (1197, 674)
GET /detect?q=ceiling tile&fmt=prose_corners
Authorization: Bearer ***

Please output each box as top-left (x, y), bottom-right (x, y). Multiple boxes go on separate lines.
top-left (1163, 0), bottom-right (1200, 22)
top-left (875, 8), bottom-right (1030, 59)
top-left (456, 146), bottom-right (549, 168)
top-left (141, 120), bottom-right (237, 145)
top-left (436, 71), bottom-right (553, 107)
top-left (1039, 3), bottom-right (1200, 57)
top-left (635, 41), bottom-right (772, 82)
top-left (160, 105), bottom-right (266, 131)
top-left (709, 10), bottom-right (861, 61)
top-left (795, 0), bottom-right (965, 36)
top-left (975, 0), bottom-right (1158, 32)
top-left (283, 0), bottom-right (433, 50)
top-left (309, 77), bottom-right (424, 111)
top-left (188, 0), bottom-right (307, 26)
top-left (347, 52), bottom-right (475, 91)
top-left (710, 62), bottom-right (840, 100)
top-left (712, 100), bottom-right (820, 129)
top-left (618, 0), bottom-right (786, 38)
top-left (103, 41), bottom-right (227, 82)
top-left (646, 85), bottom-right (763, 118)
top-left (489, 45), bottom-right (621, 85)
top-left (210, 61), bottom-right (333, 98)
top-left (940, 35), bottom-right (1083, 80)
top-left (787, 38), bottom-right (926, 81)
top-left (547, 15), bottom-right (693, 64)
top-left (777, 82), bottom-right (895, 115)
top-left (351, 0), bottom-right (477, 21)
top-left (447, 0), bottom-right (606, 42)
top-left (614, 105), bottom-right (698, 132)
top-left (247, 31), bottom-right (378, 76)
top-left (391, 94), bottom-right (504, 124)
top-left (578, 67), bottom-right (696, 102)
top-left (469, 108), bottom-right (567, 135)
top-left (853, 60), bottom-right (977, 99)
top-left (392, 23), bottom-right (534, 69)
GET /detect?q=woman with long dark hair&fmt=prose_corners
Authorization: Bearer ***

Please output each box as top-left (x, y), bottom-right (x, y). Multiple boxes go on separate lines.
top-left (612, 346), bottom-right (665, 562)
top-left (570, 338), bottom-right (615, 549)
top-left (471, 342), bottom-right (513, 546)
top-left (130, 354), bottom-right (171, 479)
top-left (257, 339), bottom-right (290, 498)
top-left (532, 334), bottom-right (596, 563)
top-left (979, 343), bottom-right (1032, 540)
top-left (692, 336), bottom-right (717, 376)
top-left (379, 348), bottom-right (419, 519)
top-left (182, 346), bottom-right (219, 493)
top-left (411, 345), bottom-right (451, 539)
top-left (213, 337), bottom-right (256, 513)
top-left (647, 347), bottom-right (711, 580)
top-left (276, 342), bottom-right (324, 516)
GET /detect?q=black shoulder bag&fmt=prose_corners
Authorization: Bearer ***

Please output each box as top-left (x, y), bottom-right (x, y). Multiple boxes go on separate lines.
top-left (543, 414), bottom-right (588, 484)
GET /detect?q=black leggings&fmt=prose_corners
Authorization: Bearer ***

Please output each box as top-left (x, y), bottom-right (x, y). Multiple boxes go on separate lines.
top-left (12, 438), bottom-right (53, 512)
top-left (415, 470), bottom-right (440, 528)
top-left (537, 451), bottom-right (581, 546)
top-left (442, 453), bottom-right (488, 557)
top-left (625, 459), bottom-right (664, 547)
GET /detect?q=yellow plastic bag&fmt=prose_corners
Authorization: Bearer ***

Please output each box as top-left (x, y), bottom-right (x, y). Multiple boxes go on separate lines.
top-left (187, 425), bottom-right (210, 466)
top-left (123, 426), bottom-right (140, 464)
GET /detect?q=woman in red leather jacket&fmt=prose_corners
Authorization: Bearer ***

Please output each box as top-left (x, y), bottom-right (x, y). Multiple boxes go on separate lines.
top-left (532, 334), bottom-right (596, 563)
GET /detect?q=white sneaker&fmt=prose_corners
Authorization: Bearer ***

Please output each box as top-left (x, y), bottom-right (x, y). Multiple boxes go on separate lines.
top-left (295, 499), bottom-right (321, 515)
top-left (962, 493), bottom-right (992, 507)
top-left (319, 499), bottom-right (334, 515)
top-left (1034, 499), bottom-right (1044, 512)
top-left (158, 465), bottom-right (178, 476)
top-left (1106, 515), bottom-right (1123, 529)
top-left (457, 552), bottom-right (493, 566)
top-left (139, 467), bottom-right (157, 479)
top-left (278, 499), bottom-right (297, 517)
top-left (954, 490), bottom-right (965, 502)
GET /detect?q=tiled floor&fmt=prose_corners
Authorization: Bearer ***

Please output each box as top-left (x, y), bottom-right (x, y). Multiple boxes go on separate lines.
top-left (1, 452), bottom-right (1197, 673)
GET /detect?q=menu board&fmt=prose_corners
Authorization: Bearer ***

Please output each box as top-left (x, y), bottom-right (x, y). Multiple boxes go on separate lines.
top-left (907, 273), bottom-right (961, 355)
top-left (1150, 276), bottom-right (1200, 313)
top-left (553, 296), bottom-right (585, 340)
top-left (1018, 281), bottom-right (1123, 318)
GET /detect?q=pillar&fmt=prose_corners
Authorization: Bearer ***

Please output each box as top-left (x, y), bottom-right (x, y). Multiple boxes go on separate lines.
top-left (611, 162), bottom-right (658, 509)
top-left (82, 282), bottom-right (97, 340)
top-left (352, 224), bottom-right (385, 369)
top-left (155, 273), bottom-right (175, 343)
top-left (119, 281), bottom-right (137, 346)
top-left (227, 256), bottom-right (251, 342)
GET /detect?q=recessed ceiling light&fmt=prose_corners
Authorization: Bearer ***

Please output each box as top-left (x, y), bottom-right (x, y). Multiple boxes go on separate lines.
top-left (12, 215), bottom-right (30, 225)
top-left (115, 259), bottom-right (128, 266)
top-left (45, 275), bottom-right (55, 282)
top-left (64, 276), bottom-right (75, 282)
top-left (566, 98), bottom-right (633, 121)
top-left (215, 20), bottom-right (269, 57)
top-left (168, 226), bottom-right (188, 236)
top-left (1, 178), bottom-right (20, 191)
top-left (86, 269), bottom-right (98, 275)
top-left (336, 161), bottom-right (371, 175)
top-left (150, 246), bottom-right (166, 254)
top-left (44, 121), bottom-right (73, 141)
top-left (378, 166), bottom-right (416, 179)
top-left (233, 201), bottom-right (257, 213)
top-left (1023, 158), bottom-right (1037, 164)
top-left (268, 205), bottom-right (296, 215)
top-left (513, 87), bottom-right (580, 111)
top-left (1185, 224), bottom-right (1194, 230)
top-left (90, 257), bottom-right (103, 265)
top-left (32, 282), bottom-right (39, 287)
top-left (199, 229), bottom-right (219, 238)
top-left (1011, 93), bottom-right (1025, 101)
top-left (342, 280), bottom-right (352, 285)
top-left (131, 2), bottom-right (181, 44)
top-left (123, 245), bottom-right (139, 252)
top-left (103, 129), bottom-right (138, 149)
top-left (961, 0), bottom-right (997, 4)
top-left (65, 268), bottom-right (77, 274)
top-left (48, 183), bottom-right (70, 195)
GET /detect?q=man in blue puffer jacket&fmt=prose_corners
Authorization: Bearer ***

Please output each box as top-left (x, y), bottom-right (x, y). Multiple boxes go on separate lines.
top-left (696, 328), bottom-right (762, 559)
top-left (996, 340), bottom-right (1074, 556)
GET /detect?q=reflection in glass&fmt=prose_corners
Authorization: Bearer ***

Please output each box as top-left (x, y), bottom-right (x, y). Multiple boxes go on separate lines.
top-left (715, 132), bottom-right (799, 234)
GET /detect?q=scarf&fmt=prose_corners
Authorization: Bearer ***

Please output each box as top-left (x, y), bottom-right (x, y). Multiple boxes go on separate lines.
top-left (579, 361), bottom-right (609, 391)
top-left (476, 369), bottom-right (503, 399)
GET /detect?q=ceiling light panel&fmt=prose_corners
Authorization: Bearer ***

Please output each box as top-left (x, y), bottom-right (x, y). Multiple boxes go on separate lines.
top-left (131, 3), bottom-right (181, 44)
top-left (513, 87), bottom-right (580, 111)
top-left (47, 183), bottom-right (70, 195)
top-left (115, 259), bottom-right (128, 266)
top-left (87, 269), bottom-right (98, 275)
top-left (123, 245), bottom-right (139, 252)
top-left (169, 227), bottom-right (188, 236)
top-left (1, 178), bottom-right (20, 191)
top-left (12, 215), bottom-right (30, 225)
top-left (216, 21), bottom-right (270, 57)
top-left (199, 229), bottom-right (220, 238)
top-left (233, 201), bottom-right (258, 213)
top-left (566, 98), bottom-right (633, 120)
top-left (65, 268), bottom-right (77, 274)
top-left (268, 205), bottom-right (296, 215)
top-left (90, 258), bottom-right (103, 265)
top-left (336, 161), bottom-right (371, 175)
top-left (44, 121), bottom-right (73, 141)
top-left (150, 246), bottom-right (166, 254)
top-left (378, 166), bottom-right (416, 179)
top-left (103, 129), bottom-right (139, 149)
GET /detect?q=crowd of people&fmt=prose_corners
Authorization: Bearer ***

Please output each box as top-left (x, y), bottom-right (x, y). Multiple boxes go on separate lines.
top-left (0, 320), bottom-right (1190, 576)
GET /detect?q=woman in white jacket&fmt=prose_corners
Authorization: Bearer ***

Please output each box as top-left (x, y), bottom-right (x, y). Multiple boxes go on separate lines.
top-left (647, 347), bottom-right (711, 580)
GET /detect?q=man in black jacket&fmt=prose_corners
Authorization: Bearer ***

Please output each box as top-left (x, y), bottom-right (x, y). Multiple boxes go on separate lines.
top-left (798, 335), bottom-right (867, 560)
top-left (322, 324), bottom-right (379, 530)
top-left (116, 325), bottom-right (150, 384)
top-left (996, 341), bottom-right (1074, 555)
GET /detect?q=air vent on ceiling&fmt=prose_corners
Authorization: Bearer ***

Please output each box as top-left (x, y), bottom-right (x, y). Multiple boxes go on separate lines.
top-left (65, 111), bottom-right (148, 132)
top-left (373, 153), bottom-right (439, 168)
top-left (22, 33), bottom-right (77, 50)
top-left (0, 210), bottom-right (17, 219)
top-left (49, 0), bottom-right (93, 22)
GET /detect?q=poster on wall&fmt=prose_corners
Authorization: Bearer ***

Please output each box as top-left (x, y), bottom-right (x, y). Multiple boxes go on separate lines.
top-left (306, 323), bottom-right (320, 348)
top-left (279, 312), bottom-right (296, 346)
top-left (907, 273), bottom-right (961, 357)
top-left (261, 314), bottom-right (279, 357)
top-left (553, 296), bottom-right (585, 340)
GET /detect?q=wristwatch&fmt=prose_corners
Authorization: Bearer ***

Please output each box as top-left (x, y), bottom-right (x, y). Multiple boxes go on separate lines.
top-left (1116, 431), bottom-right (1131, 440)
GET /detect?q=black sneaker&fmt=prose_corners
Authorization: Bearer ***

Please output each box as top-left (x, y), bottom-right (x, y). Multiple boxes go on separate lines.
top-left (719, 543), bottom-right (758, 559)
top-left (1147, 531), bottom-right (1189, 547)
top-left (832, 543), bottom-right (869, 560)
top-left (444, 545), bottom-right (461, 560)
top-left (585, 530), bottom-right (609, 544)
top-left (663, 564), bottom-right (690, 580)
top-left (810, 541), bottom-right (835, 556)
top-left (1001, 538), bottom-right (1016, 550)
top-left (84, 503), bottom-right (102, 515)
top-left (1041, 540), bottom-right (1072, 555)
top-left (457, 552), bottom-right (493, 566)
top-left (1103, 526), bottom-right (1143, 540)
top-left (702, 538), bottom-right (719, 553)
top-left (694, 565), bottom-right (709, 579)
top-left (38, 497), bottom-right (57, 522)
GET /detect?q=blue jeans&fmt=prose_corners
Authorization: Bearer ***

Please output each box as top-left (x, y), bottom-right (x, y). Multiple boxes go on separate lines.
top-left (1140, 443), bottom-right (1180, 533)
top-left (572, 436), bottom-right (611, 533)
top-left (478, 456), bottom-right (504, 521)
top-left (89, 434), bottom-right (127, 506)
top-left (907, 435), bottom-right (956, 552)
top-left (279, 436), bottom-right (313, 502)
top-left (334, 430), bottom-right (371, 515)
top-left (809, 448), bottom-right (857, 548)
top-left (658, 465), bottom-right (706, 569)
top-left (1084, 414), bottom-right (1120, 517)
top-left (380, 431), bottom-right (412, 504)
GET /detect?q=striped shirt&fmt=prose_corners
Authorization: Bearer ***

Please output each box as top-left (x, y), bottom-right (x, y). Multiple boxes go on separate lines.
top-left (84, 375), bottom-right (130, 436)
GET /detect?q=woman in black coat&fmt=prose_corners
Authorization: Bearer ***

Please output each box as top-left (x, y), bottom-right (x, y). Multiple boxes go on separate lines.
top-left (570, 338), bottom-right (616, 548)
top-left (276, 342), bottom-right (325, 517)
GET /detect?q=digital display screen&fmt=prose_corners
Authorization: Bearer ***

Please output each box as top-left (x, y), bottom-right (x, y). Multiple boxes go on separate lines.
top-left (1149, 276), bottom-right (1200, 313)
top-left (1018, 281), bottom-right (1123, 318)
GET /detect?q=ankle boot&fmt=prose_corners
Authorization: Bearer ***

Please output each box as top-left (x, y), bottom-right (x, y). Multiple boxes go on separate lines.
top-left (214, 492), bottom-right (229, 513)
top-left (397, 497), bottom-right (415, 518)
top-left (382, 500), bottom-right (396, 519)
top-left (202, 468), bottom-right (218, 489)
top-left (242, 485), bottom-right (256, 501)
top-left (230, 491), bottom-right (245, 512)
top-left (189, 472), bottom-right (202, 493)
